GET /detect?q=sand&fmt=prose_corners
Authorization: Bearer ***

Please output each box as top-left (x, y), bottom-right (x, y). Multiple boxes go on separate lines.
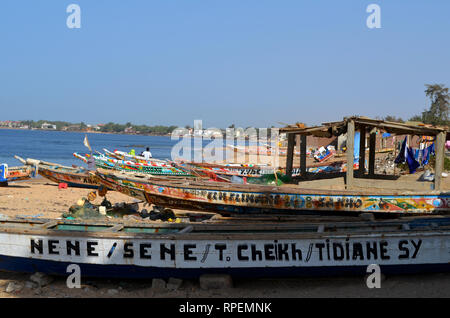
top-left (0, 177), bottom-right (140, 219)
top-left (0, 177), bottom-right (449, 298)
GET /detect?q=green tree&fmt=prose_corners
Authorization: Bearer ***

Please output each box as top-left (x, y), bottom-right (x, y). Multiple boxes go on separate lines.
top-left (383, 116), bottom-right (404, 123)
top-left (422, 84), bottom-right (449, 126)
top-left (411, 84), bottom-right (450, 126)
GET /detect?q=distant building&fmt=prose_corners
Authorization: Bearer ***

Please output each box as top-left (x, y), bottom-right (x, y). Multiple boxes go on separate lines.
top-left (41, 123), bottom-right (57, 130)
top-left (63, 124), bottom-right (81, 131)
top-left (0, 121), bottom-right (22, 128)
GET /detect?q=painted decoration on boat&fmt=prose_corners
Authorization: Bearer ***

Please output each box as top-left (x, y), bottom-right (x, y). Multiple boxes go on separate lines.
top-left (95, 170), bottom-right (450, 215)
top-left (176, 161), bottom-right (276, 178)
top-left (0, 164), bottom-right (35, 183)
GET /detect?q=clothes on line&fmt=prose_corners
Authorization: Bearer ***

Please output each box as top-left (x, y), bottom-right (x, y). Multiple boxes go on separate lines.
top-left (394, 137), bottom-right (435, 174)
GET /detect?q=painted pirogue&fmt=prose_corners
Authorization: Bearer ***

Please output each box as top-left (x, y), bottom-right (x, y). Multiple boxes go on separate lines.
top-left (73, 152), bottom-right (193, 177)
top-left (15, 156), bottom-right (99, 189)
top-left (1, 215), bottom-right (450, 278)
top-left (171, 161), bottom-right (287, 184)
top-left (171, 161), bottom-right (360, 185)
top-left (103, 148), bottom-right (168, 165)
top-left (0, 164), bottom-right (35, 185)
top-left (172, 159), bottom-right (360, 185)
top-left (94, 168), bottom-right (450, 216)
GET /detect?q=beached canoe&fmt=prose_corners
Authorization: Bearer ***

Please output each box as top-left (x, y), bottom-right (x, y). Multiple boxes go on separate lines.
top-left (171, 161), bottom-right (281, 181)
top-left (0, 164), bottom-right (36, 185)
top-left (0, 215), bottom-right (448, 278)
top-left (15, 156), bottom-right (99, 189)
top-left (94, 168), bottom-right (450, 216)
top-left (74, 152), bottom-right (193, 177)
top-left (173, 159), bottom-right (360, 184)
top-left (103, 148), bottom-right (168, 165)
top-left (172, 161), bottom-right (358, 185)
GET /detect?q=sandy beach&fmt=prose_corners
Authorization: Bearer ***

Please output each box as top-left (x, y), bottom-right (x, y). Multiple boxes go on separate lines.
top-left (0, 176), bottom-right (449, 298)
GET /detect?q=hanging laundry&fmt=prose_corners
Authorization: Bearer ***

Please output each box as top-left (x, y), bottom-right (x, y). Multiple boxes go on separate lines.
top-left (394, 137), bottom-right (407, 164)
top-left (421, 143), bottom-right (435, 166)
top-left (394, 137), bottom-right (420, 173)
top-left (406, 146), bottom-right (420, 173)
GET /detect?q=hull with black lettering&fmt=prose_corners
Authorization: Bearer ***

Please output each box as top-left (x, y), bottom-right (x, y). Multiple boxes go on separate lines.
top-left (94, 169), bottom-right (450, 216)
top-left (15, 156), bottom-right (100, 189)
top-left (0, 216), bottom-right (448, 278)
top-left (37, 166), bottom-right (99, 189)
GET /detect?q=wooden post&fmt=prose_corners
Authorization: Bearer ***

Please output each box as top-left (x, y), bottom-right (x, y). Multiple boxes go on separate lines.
top-left (434, 131), bottom-right (446, 191)
top-left (295, 134), bottom-right (301, 170)
top-left (358, 125), bottom-right (366, 176)
top-left (346, 120), bottom-right (355, 189)
top-left (300, 135), bottom-right (307, 177)
top-left (285, 133), bottom-right (295, 178)
top-left (368, 130), bottom-right (376, 176)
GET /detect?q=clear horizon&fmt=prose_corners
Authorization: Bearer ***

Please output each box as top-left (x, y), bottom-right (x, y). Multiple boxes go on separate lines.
top-left (1, 1), bottom-right (449, 128)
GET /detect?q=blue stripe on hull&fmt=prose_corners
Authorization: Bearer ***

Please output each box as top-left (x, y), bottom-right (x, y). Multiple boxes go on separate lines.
top-left (0, 255), bottom-right (449, 279)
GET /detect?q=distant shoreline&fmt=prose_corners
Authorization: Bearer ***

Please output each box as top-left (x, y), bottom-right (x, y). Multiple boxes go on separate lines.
top-left (0, 127), bottom-right (173, 137)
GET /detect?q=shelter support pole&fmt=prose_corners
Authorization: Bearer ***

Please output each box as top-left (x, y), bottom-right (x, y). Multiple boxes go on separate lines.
top-left (295, 135), bottom-right (301, 171)
top-left (286, 133), bottom-right (295, 178)
top-left (346, 120), bottom-right (355, 189)
top-left (300, 135), bottom-right (307, 177)
top-left (434, 131), bottom-right (445, 191)
top-left (358, 125), bottom-right (366, 176)
top-left (368, 130), bottom-right (376, 176)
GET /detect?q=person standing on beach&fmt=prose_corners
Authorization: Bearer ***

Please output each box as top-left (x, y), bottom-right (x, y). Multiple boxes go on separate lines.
top-left (87, 155), bottom-right (95, 170)
top-left (142, 147), bottom-right (152, 160)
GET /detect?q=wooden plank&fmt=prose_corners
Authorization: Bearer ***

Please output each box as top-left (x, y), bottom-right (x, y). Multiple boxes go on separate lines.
top-left (368, 132), bottom-right (376, 176)
top-left (352, 118), bottom-right (446, 136)
top-left (358, 125), bottom-right (366, 176)
top-left (285, 133), bottom-right (295, 178)
top-left (434, 131), bottom-right (446, 191)
top-left (353, 178), bottom-right (433, 192)
top-left (40, 221), bottom-right (58, 229)
top-left (346, 120), bottom-right (355, 189)
top-left (107, 224), bottom-right (124, 232)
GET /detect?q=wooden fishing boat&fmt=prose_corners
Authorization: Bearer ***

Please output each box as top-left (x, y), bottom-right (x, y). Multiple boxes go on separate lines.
top-left (173, 161), bottom-right (355, 184)
top-left (173, 158), bottom-right (360, 184)
top-left (103, 148), bottom-right (168, 165)
top-left (74, 152), bottom-right (193, 177)
top-left (15, 156), bottom-right (99, 189)
top-left (173, 161), bottom-right (277, 178)
top-left (0, 215), bottom-right (448, 278)
top-left (94, 168), bottom-right (450, 216)
top-left (0, 164), bottom-right (36, 185)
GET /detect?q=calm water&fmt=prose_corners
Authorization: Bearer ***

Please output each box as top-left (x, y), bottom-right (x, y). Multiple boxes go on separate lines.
top-left (0, 129), bottom-right (270, 168)
top-left (0, 129), bottom-right (187, 167)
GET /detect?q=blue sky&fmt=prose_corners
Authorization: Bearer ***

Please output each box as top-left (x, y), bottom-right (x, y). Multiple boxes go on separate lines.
top-left (0, 1), bottom-right (449, 128)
